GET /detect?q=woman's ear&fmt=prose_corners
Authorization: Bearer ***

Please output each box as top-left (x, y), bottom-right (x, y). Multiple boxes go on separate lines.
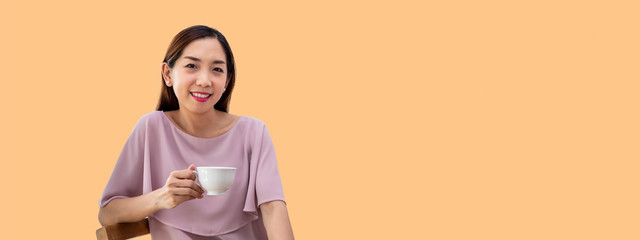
top-left (162, 62), bottom-right (173, 87)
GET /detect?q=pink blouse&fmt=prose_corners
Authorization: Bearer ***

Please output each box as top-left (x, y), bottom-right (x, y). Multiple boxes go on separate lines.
top-left (99, 111), bottom-right (285, 239)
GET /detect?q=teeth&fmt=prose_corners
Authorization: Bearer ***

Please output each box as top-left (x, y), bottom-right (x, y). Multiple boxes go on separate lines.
top-left (192, 93), bottom-right (211, 98)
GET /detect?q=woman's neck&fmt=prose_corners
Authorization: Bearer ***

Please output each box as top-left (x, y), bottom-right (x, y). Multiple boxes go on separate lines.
top-left (172, 109), bottom-right (224, 137)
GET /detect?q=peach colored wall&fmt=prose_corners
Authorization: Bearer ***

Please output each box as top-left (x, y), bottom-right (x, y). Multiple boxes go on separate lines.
top-left (1, 1), bottom-right (638, 239)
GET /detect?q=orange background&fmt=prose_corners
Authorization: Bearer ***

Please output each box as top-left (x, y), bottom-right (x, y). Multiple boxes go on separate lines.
top-left (1, 1), bottom-right (639, 239)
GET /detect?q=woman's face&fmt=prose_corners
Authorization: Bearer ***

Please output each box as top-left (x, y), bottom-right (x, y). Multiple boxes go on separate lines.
top-left (163, 37), bottom-right (228, 114)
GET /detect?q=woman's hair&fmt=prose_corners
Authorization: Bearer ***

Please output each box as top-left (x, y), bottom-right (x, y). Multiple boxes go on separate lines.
top-left (156, 25), bottom-right (236, 112)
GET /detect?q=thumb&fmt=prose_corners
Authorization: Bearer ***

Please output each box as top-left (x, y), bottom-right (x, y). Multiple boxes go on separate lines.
top-left (188, 164), bottom-right (196, 170)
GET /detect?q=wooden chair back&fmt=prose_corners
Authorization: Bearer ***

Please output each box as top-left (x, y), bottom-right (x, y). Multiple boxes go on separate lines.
top-left (95, 218), bottom-right (150, 240)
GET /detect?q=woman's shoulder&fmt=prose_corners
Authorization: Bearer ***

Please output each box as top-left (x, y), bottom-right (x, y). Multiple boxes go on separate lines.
top-left (138, 111), bottom-right (166, 123)
top-left (234, 115), bottom-right (274, 142)
top-left (132, 111), bottom-right (168, 130)
top-left (236, 115), bottom-right (267, 129)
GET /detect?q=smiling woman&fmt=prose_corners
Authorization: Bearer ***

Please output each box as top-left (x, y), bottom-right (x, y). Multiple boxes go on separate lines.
top-left (98, 25), bottom-right (294, 240)
top-left (157, 26), bottom-right (236, 113)
top-left (162, 38), bottom-right (229, 115)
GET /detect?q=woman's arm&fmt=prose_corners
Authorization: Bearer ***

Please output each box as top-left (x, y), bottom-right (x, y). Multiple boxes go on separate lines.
top-left (98, 190), bottom-right (162, 226)
top-left (98, 165), bottom-right (204, 226)
top-left (260, 200), bottom-right (295, 240)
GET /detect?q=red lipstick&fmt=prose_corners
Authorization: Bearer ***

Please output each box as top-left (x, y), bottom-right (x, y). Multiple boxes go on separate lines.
top-left (190, 91), bottom-right (212, 102)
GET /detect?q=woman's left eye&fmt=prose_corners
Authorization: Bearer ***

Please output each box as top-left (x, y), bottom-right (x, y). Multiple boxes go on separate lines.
top-left (213, 68), bottom-right (224, 73)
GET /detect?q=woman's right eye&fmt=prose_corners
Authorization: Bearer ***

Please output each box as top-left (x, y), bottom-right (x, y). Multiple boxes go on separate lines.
top-left (185, 63), bottom-right (197, 69)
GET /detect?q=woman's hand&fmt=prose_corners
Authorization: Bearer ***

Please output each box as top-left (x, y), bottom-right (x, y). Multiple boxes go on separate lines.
top-left (154, 164), bottom-right (204, 209)
top-left (99, 165), bottom-right (204, 226)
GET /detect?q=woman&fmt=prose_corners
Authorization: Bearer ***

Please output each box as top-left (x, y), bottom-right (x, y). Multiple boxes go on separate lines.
top-left (98, 25), bottom-right (294, 240)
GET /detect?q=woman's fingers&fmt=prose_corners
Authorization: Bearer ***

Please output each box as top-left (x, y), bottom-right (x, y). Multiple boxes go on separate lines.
top-left (157, 166), bottom-right (205, 209)
top-left (166, 177), bottom-right (204, 196)
top-left (170, 168), bottom-right (197, 180)
top-left (170, 179), bottom-right (204, 194)
top-left (168, 186), bottom-right (203, 199)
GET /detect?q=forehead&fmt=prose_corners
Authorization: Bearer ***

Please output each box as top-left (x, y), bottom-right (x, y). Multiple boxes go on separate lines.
top-left (180, 37), bottom-right (226, 60)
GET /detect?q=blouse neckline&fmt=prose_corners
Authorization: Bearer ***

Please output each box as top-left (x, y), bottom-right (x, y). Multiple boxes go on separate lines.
top-left (160, 111), bottom-right (244, 141)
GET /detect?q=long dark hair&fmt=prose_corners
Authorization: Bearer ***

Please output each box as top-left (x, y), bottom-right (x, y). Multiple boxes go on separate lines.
top-left (156, 25), bottom-right (236, 112)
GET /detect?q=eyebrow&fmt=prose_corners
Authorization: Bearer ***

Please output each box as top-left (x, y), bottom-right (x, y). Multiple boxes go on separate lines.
top-left (183, 56), bottom-right (226, 65)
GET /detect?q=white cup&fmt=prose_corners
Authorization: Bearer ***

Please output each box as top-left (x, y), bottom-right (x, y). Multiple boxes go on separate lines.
top-left (193, 167), bottom-right (237, 195)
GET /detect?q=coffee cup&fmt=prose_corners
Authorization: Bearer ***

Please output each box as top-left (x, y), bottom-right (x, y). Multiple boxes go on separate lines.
top-left (193, 167), bottom-right (237, 195)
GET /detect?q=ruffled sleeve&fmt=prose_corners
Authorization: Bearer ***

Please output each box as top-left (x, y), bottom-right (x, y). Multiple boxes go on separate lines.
top-left (243, 119), bottom-right (285, 214)
top-left (99, 116), bottom-right (151, 207)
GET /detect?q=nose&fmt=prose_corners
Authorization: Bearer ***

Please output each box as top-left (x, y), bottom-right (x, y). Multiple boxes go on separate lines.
top-left (195, 71), bottom-right (212, 88)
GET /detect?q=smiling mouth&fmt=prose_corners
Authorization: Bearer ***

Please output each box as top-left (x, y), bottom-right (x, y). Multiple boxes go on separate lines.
top-left (190, 92), bottom-right (212, 102)
top-left (191, 92), bottom-right (212, 98)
